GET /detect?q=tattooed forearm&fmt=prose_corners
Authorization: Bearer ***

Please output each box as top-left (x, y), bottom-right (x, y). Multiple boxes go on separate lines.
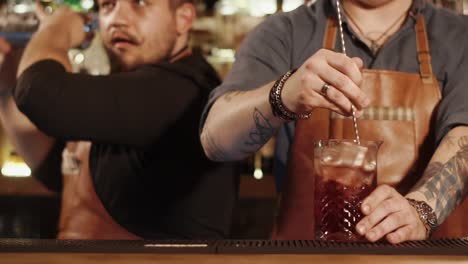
top-left (241, 107), bottom-right (277, 154)
top-left (413, 136), bottom-right (468, 223)
top-left (201, 130), bottom-right (231, 161)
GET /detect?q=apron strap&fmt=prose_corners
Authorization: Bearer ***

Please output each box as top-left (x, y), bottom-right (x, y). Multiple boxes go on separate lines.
top-left (168, 47), bottom-right (192, 63)
top-left (324, 16), bottom-right (434, 83)
top-left (415, 15), bottom-right (434, 84)
top-left (323, 17), bottom-right (338, 50)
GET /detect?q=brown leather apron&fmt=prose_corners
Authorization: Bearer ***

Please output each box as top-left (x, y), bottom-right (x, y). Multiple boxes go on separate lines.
top-left (58, 141), bottom-right (140, 239)
top-left (272, 16), bottom-right (467, 239)
top-left (58, 48), bottom-right (193, 240)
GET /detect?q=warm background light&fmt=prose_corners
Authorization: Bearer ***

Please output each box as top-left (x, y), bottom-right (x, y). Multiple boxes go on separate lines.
top-left (1, 152), bottom-right (31, 177)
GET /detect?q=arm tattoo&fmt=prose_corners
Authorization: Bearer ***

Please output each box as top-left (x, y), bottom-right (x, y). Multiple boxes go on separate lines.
top-left (413, 136), bottom-right (468, 222)
top-left (440, 135), bottom-right (457, 148)
top-left (241, 107), bottom-right (276, 154)
top-left (223, 91), bottom-right (246, 102)
top-left (201, 131), bottom-right (231, 161)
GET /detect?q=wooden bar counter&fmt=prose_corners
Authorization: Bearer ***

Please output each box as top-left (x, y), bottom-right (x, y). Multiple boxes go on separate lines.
top-left (1, 239), bottom-right (467, 263)
top-left (2, 253), bottom-right (468, 264)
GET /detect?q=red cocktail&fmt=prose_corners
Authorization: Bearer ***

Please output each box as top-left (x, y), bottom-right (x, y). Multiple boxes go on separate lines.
top-left (314, 140), bottom-right (381, 242)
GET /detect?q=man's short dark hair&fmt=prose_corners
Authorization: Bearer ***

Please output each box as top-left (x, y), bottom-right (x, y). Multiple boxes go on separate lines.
top-left (170, 0), bottom-right (194, 10)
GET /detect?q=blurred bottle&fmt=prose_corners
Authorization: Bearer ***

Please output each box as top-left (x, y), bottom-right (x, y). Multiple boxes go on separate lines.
top-left (6, 0), bottom-right (35, 14)
top-left (0, 0), bottom-right (38, 45)
top-left (1, 0), bottom-right (97, 47)
top-left (39, 0), bottom-right (95, 13)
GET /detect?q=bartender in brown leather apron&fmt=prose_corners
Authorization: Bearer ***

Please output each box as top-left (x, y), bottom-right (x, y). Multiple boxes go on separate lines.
top-left (201, 0), bottom-right (468, 244)
top-left (2, 0), bottom-right (238, 240)
top-left (272, 0), bottom-right (468, 242)
top-left (57, 49), bottom-right (192, 240)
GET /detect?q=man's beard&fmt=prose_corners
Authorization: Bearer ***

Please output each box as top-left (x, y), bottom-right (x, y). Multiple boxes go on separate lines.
top-left (105, 42), bottom-right (177, 73)
top-left (105, 46), bottom-right (148, 73)
top-left (106, 49), bottom-right (129, 73)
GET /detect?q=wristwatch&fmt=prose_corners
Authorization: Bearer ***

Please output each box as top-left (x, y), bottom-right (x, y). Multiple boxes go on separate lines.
top-left (406, 198), bottom-right (438, 238)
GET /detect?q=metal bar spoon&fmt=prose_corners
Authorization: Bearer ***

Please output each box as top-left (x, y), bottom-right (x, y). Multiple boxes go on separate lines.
top-left (335, 0), bottom-right (361, 145)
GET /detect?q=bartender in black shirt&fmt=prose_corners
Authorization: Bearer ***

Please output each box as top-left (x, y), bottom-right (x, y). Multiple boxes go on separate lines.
top-left (0, 0), bottom-right (237, 239)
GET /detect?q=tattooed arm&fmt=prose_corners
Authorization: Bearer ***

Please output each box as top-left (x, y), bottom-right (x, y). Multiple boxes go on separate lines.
top-left (406, 125), bottom-right (468, 224)
top-left (201, 49), bottom-right (368, 162)
top-left (353, 126), bottom-right (468, 244)
top-left (201, 81), bottom-right (284, 161)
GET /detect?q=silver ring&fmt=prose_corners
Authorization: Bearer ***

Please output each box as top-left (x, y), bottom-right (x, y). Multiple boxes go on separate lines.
top-left (320, 83), bottom-right (330, 96)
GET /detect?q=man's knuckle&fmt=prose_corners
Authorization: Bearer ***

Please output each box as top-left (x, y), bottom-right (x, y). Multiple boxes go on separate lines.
top-left (391, 232), bottom-right (401, 242)
top-left (380, 184), bottom-right (392, 195)
top-left (343, 60), bottom-right (355, 73)
top-left (338, 98), bottom-right (352, 112)
top-left (334, 75), bottom-right (348, 89)
top-left (354, 93), bottom-right (366, 104)
top-left (315, 49), bottom-right (327, 59)
top-left (336, 53), bottom-right (346, 63)
top-left (394, 212), bottom-right (405, 224)
top-left (352, 69), bottom-right (363, 84)
top-left (382, 199), bottom-right (394, 212)
top-left (300, 74), bottom-right (309, 85)
top-left (402, 230), bottom-right (411, 240)
top-left (394, 212), bottom-right (408, 226)
top-left (318, 48), bottom-right (328, 55)
top-left (326, 88), bottom-right (339, 100)
top-left (373, 227), bottom-right (383, 238)
top-left (308, 96), bottom-right (320, 107)
top-left (395, 230), bottom-right (407, 242)
top-left (368, 214), bottom-right (379, 226)
top-left (304, 61), bottom-right (313, 70)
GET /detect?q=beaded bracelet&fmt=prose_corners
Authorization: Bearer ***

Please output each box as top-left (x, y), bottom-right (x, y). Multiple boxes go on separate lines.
top-left (269, 70), bottom-right (311, 121)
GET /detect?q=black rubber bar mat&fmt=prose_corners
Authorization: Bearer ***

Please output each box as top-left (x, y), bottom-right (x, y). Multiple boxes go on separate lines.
top-left (216, 239), bottom-right (468, 255)
top-left (0, 238), bottom-right (467, 255)
top-left (0, 239), bottom-right (216, 254)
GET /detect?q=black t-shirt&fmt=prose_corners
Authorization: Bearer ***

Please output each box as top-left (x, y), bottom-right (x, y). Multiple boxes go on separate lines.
top-left (14, 51), bottom-right (238, 239)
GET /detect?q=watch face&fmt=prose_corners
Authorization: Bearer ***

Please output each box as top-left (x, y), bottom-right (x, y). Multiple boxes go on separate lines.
top-left (428, 217), bottom-right (437, 226)
top-left (420, 202), bottom-right (438, 227)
